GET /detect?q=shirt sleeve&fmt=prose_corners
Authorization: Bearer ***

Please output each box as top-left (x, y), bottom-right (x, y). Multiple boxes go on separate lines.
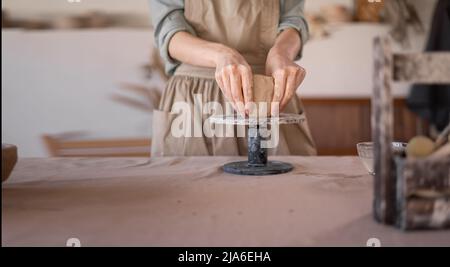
top-left (278, 0), bottom-right (309, 60)
top-left (149, 0), bottom-right (196, 75)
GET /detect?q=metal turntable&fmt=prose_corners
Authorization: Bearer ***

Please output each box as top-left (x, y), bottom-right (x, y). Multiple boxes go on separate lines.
top-left (210, 113), bottom-right (305, 175)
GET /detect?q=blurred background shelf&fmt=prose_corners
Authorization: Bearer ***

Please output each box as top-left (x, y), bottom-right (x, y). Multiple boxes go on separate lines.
top-left (42, 133), bottom-right (151, 157)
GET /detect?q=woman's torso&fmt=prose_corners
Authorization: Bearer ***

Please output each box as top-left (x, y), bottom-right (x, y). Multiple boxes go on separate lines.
top-left (183, 0), bottom-right (280, 71)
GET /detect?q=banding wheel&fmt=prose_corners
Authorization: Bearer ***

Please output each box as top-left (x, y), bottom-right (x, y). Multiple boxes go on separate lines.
top-left (210, 113), bottom-right (305, 176)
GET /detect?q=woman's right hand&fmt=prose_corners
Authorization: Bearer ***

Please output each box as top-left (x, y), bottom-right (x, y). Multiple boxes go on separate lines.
top-left (214, 47), bottom-right (253, 116)
top-left (167, 32), bottom-right (253, 116)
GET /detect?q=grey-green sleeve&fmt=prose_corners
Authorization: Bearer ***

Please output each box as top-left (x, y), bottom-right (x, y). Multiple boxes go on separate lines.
top-left (278, 0), bottom-right (309, 59)
top-left (149, 0), bottom-right (196, 75)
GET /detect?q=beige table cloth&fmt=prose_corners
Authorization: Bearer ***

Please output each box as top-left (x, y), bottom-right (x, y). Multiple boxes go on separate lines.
top-left (2, 156), bottom-right (450, 246)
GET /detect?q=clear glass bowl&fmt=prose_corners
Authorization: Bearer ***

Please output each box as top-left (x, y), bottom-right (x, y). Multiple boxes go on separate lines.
top-left (356, 142), bottom-right (407, 175)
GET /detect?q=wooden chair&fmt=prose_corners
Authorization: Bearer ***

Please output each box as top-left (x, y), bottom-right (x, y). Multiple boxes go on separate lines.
top-left (42, 132), bottom-right (151, 157)
top-left (372, 36), bottom-right (450, 229)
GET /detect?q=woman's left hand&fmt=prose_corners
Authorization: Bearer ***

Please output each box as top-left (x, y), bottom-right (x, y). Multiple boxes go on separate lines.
top-left (265, 50), bottom-right (306, 116)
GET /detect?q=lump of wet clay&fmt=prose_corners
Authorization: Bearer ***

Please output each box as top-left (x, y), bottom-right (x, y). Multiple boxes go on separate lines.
top-left (406, 136), bottom-right (435, 158)
top-left (252, 74), bottom-right (274, 117)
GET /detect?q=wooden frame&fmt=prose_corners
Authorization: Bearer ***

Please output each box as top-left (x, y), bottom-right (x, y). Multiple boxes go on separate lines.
top-left (372, 36), bottom-right (450, 229)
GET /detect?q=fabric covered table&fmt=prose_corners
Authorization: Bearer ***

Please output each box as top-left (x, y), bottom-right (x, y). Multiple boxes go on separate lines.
top-left (2, 157), bottom-right (449, 246)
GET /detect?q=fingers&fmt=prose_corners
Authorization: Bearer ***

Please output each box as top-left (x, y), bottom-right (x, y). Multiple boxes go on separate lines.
top-left (217, 64), bottom-right (306, 117)
top-left (270, 65), bottom-right (307, 115)
top-left (280, 67), bottom-right (306, 110)
top-left (229, 66), bottom-right (245, 116)
top-left (215, 71), bottom-right (225, 95)
top-left (279, 74), bottom-right (296, 112)
top-left (215, 64), bottom-right (251, 117)
top-left (218, 71), bottom-right (232, 102)
top-left (240, 65), bottom-right (253, 115)
top-left (271, 70), bottom-right (287, 116)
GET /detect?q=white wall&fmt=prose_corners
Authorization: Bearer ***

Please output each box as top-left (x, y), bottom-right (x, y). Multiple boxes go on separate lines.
top-left (0, 0), bottom-right (353, 17)
top-left (300, 23), bottom-right (428, 98)
top-left (305, 0), bottom-right (353, 12)
top-left (2, 0), bottom-right (150, 18)
top-left (2, 29), bottom-right (164, 157)
top-left (2, 0), bottom-right (436, 22)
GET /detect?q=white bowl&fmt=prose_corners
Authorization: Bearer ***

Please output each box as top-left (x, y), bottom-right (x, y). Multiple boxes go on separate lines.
top-left (356, 142), bottom-right (407, 175)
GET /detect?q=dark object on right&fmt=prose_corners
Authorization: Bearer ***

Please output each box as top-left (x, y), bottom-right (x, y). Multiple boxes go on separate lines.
top-left (407, 0), bottom-right (450, 132)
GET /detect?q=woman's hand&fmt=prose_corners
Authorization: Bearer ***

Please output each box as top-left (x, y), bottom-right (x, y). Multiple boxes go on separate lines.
top-left (265, 28), bottom-right (306, 116)
top-left (214, 47), bottom-right (253, 116)
top-left (265, 51), bottom-right (306, 115)
top-left (168, 32), bottom-right (252, 116)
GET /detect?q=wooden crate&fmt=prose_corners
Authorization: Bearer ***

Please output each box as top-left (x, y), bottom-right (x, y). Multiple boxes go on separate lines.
top-left (395, 156), bottom-right (450, 230)
top-left (372, 36), bottom-right (450, 230)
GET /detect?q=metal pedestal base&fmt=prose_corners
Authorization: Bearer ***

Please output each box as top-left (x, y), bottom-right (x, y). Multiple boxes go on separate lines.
top-left (223, 160), bottom-right (293, 176)
top-left (223, 124), bottom-right (292, 176)
top-left (211, 113), bottom-right (305, 176)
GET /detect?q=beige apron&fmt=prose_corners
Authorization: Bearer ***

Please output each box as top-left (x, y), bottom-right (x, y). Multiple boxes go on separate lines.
top-left (152, 0), bottom-right (317, 156)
